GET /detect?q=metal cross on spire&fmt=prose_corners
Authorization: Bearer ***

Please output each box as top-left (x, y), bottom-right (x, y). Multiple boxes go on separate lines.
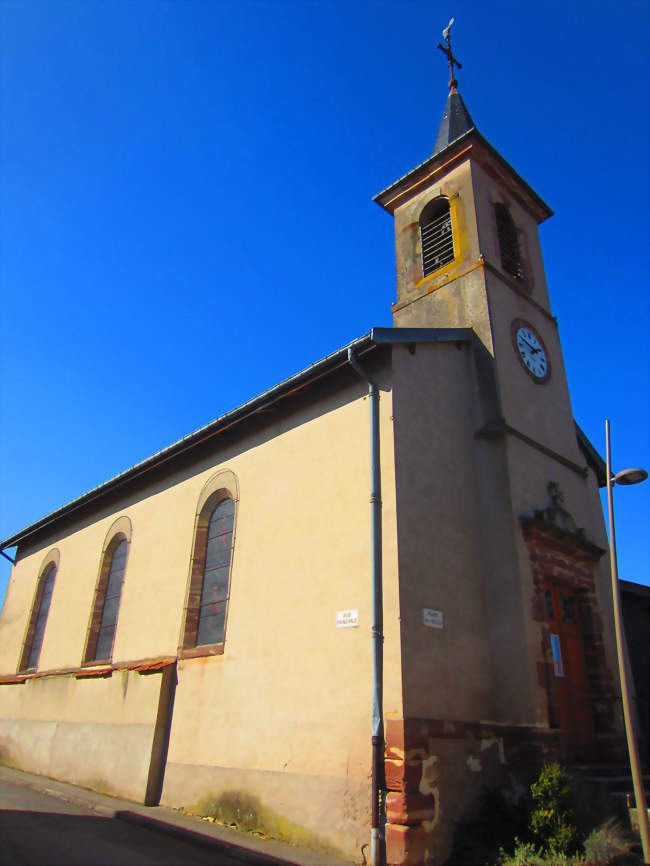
top-left (437, 17), bottom-right (462, 92)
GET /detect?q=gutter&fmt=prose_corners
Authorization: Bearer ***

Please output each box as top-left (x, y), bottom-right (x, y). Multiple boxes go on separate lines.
top-left (348, 347), bottom-right (384, 866)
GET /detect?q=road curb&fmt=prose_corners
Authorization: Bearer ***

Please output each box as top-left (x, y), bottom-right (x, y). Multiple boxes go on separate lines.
top-left (0, 769), bottom-right (115, 818)
top-left (115, 810), bottom-right (308, 866)
top-left (0, 767), bottom-right (351, 866)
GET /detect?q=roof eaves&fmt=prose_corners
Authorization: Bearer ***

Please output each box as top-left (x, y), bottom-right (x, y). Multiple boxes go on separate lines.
top-left (619, 579), bottom-right (650, 599)
top-left (575, 421), bottom-right (607, 488)
top-left (373, 129), bottom-right (553, 221)
top-left (371, 326), bottom-right (473, 344)
top-left (1, 332), bottom-right (375, 551)
top-left (372, 127), bottom-right (476, 204)
top-left (1, 326), bottom-right (476, 552)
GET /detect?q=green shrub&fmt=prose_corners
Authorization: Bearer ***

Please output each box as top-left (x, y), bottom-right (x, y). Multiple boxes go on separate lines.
top-left (529, 763), bottom-right (578, 854)
top-left (497, 840), bottom-right (571, 865)
top-left (496, 819), bottom-right (640, 866)
top-left (450, 765), bottom-right (639, 866)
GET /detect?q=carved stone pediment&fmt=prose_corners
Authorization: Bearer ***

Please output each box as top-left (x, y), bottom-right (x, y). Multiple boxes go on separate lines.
top-left (535, 481), bottom-right (583, 535)
top-left (520, 481), bottom-right (606, 560)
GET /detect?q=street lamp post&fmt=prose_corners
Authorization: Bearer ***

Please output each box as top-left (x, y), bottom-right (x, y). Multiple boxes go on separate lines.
top-left (605, 419), bottom-right (650, 864)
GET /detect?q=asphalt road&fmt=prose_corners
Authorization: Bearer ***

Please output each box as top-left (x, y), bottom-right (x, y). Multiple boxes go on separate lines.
top-left (0, 777), bottom-right (243, 866)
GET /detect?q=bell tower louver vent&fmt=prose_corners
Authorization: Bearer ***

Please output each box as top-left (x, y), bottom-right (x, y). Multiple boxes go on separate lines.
top-left (495, 203), bottom-right (523, 280)
top-left (420, 198), bottom-right (454, 277)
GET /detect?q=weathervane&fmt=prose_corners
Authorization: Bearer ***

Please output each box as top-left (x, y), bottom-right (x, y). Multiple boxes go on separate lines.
top-left (437, 17), bottom-right (462, 92)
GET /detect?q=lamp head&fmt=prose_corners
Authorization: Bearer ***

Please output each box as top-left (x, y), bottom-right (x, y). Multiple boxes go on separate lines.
top-left (613, 468), bottom-right (648, 486)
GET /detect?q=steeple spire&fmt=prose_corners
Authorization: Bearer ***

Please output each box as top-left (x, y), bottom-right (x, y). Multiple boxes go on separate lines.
top-left (433, 18), bottom-right (475, 154)
top-left (437, 17), bottom-right (462, 93)
top-left (432, 90), bottom-right (475, 155)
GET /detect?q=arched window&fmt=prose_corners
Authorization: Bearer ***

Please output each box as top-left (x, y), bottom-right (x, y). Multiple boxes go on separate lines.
top-left (420, 197), bottom-right (454, 277)
top-left (182, 490), bottom-right (236, 653)
top-left (495, 203), bottom-right (523, 279)
top-left (20, 560), bottom-right (58, 671)
top-left (197, 499), bottom-right (234, 646)
top-left (85, 535), bottom-right (129, 662)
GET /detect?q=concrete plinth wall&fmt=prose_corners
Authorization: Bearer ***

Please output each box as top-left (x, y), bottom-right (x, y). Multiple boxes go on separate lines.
top-left (0, 670), bottom-right (162, 801)
top-left (161, 758), bottom-right (368, 858)
top-left (159, 629), bottom-right (377, 858)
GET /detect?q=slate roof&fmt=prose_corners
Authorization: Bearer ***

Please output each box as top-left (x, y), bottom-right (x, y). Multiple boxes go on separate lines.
top-left (432, 89), bottom-right (475, 155)
top-left (373, 89), bottom-right (553, 221)
top-left (0, 328), bottom-right (472, 552)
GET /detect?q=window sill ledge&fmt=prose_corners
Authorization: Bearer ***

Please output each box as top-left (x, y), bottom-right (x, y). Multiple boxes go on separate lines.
top-left (179, 644), bottom-right (224, 660)
top-left (0, 655), bottom-right (176, 685)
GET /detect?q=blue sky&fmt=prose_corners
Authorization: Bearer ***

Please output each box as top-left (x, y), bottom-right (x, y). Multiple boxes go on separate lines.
top-left (1, 0), bottom-right (648, 608)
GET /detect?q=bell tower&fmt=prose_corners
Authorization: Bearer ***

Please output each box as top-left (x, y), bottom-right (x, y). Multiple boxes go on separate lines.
top-left (373, 23), bottom-right (556, 353)
top-left (374, 27), bottom-right (622, 866)
top-left (373, 24), bottom-right (581, 464)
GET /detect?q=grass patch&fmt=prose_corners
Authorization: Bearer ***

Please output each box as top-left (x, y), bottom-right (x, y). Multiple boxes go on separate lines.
top-left (187, 789), bottom-right (342, 856)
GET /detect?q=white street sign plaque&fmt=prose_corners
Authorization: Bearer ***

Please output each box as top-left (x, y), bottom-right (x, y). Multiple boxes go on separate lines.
top-left (423, 608), bottom-right (444, 629)
top-left (336, 609), bottom-right (359, 628)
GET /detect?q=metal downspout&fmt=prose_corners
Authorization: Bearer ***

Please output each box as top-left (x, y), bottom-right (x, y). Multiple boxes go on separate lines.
top-left (348, 348), bottom-right (384, 866)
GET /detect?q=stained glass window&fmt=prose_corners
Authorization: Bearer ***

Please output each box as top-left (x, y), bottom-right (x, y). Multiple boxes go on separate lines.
top-left (87, 538), bottom-right (128, 662)
top-left (196, 498), bottom-right (234, 646)
top-left (23, 564), bottom-right (57, 670)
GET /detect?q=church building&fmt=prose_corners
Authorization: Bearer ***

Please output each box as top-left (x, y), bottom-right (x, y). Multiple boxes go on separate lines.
top-left (0, 34), bottom-right (623, 866)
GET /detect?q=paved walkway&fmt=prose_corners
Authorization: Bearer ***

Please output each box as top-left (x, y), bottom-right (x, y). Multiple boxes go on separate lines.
top-left (0, 766), bottom-right (354, 866)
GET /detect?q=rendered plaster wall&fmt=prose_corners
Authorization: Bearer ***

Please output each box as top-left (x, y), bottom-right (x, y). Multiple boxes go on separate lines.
top-left (384, 152), bottom-right (621, 864)
top-left (390, 340), bottom-right (494, 723)
top-left (387, 144), bottom-right (617, 734)
top-left (391, 159), bottom-right (495, 354)
top-left (385, 338), bottom-right (542, 865)
top-left (470, 160), bottom-right (552, 312)
top-left (0, 367), bottom-right (403, 858)
top-left (485, 268), bottom-right (578, 462)
top-left (389, 337), bottom-right (544, 730)
top-left (0, 670), bottom-right (161, 801)
top-left (480, 216), bottom-right (620, 737)
top-left (160, 367), bottom-right (402, 860)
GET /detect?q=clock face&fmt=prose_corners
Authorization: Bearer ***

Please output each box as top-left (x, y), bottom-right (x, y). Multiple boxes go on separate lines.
top-left (511, 320), bottom-right (550, 382)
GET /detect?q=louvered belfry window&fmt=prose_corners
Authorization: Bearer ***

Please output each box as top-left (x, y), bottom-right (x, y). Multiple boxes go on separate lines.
top-left (20, 563), bottom-right (57, 671)
top-left (420, 197), bottom-right (454, 277)
top-left (495, 203), bottom-right (523, 279)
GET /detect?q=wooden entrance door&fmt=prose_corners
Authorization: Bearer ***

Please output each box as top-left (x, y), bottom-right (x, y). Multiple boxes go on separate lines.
top-left (543, 581), bottom-right (596, 759)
